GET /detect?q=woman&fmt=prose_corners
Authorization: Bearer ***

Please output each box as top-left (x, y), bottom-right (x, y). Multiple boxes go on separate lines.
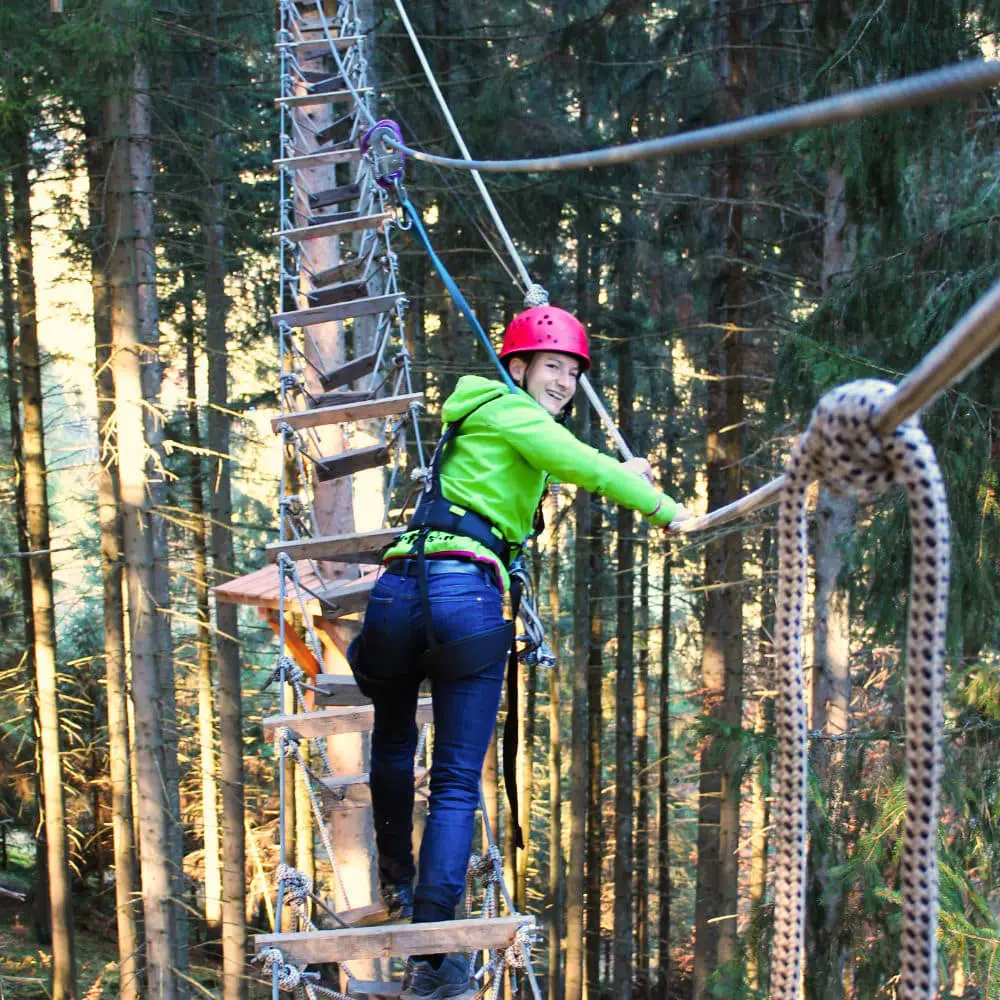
top-left (348, 305), bottom-right (688, 1000)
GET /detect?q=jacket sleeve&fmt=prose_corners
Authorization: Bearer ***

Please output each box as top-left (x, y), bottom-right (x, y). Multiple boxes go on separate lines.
top-left (483, 392), bottom-right (678, 526)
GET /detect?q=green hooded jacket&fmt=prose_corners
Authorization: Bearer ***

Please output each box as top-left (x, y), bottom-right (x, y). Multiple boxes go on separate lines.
top-left (384, 375), bottom-right (678, 588)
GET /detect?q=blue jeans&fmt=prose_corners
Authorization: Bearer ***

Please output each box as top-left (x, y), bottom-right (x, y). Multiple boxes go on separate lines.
top-left (357, 562), bottom-right (506, 923)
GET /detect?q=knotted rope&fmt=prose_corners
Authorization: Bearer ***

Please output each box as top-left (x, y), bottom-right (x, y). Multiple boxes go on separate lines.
top-left (254, 947), bottom-right (305, 991)
top-left (769, 380), bottom-right (950, 999)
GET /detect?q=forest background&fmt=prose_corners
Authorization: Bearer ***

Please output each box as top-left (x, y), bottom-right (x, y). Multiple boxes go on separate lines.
top-left (1, 1), bottom-right (999, 999)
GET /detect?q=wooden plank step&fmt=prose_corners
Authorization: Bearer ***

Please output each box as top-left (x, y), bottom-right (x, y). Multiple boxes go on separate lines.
top-left (272, 293), bottom-right (402, 330)
top-left (254, 915), bottom-right (533, 965)
top-left (312, 389), bottom-right (375, 408)
top-left (305, 674), bottom-right (370, 707)
top-left (346, 982), bottom-right (402, 998)
top-left (331, 901), bottom-right (390, 929)
top-left (308, 276), bottom-right (370, 308)
top-left (310, 182), bottom-right (361, 210)
top-left (293, 15), bottom-right (342, 33)
top-left (311, 255), bottom-right (366, 288)
top-left (268, 527), bottom-right (402, 563)
top-left (278, 211), bottom-right (392, 243)
top-left (315, 115), bottom-right (354, 147)
top-left (315, 443), bottom-right (392, 483)
top-left (275, 147), bottom-right (362, 171)
top-left (271, 393), bottom-right (423, 433)
top-left (318, 349), bottom-right (379, 391)
top-left (321, 766), bottom-right (428, 810)
top-left (277, 35), bottom-right (362, 56)
top-left (276, 89), bottom-right (369, 109)
top-left (317, 571), bottom-right (380, 621)
top-left (261, 698), bottom-right (433, 740)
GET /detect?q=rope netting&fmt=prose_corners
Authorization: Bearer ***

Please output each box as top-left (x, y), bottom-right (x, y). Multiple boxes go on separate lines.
top-left (259, 1), bottom-right (1000, 996)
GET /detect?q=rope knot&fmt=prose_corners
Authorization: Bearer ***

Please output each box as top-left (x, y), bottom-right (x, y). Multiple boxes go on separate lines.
top-left (523, 283), bottom-right (549, 308)
top-left (254, 947), bottom-right (303, 990)
top-left (277, 863), bottom-right (313, 904)
top-left (801, 379), bottom-right (912, 501)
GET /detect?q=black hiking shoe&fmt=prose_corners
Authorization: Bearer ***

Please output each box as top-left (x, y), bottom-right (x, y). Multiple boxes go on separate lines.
top-left (380, 881), bottom-right (414, 921)
top-left (400, 954), bottom-right (470, 999)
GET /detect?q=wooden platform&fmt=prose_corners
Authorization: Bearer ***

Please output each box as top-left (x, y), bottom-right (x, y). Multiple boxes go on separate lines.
top-left (272, 293), bottom-right (402, 330)
top-left (254, 914), bottom-right (532, 964)
top-left (212, 561), bottom-right (324, 612)
top-left (261, 698), bottom-right (433, 740)
top-left (278, 211), bottom-right (392, 243)
top-left (346, 982), bottom-right (402, 998)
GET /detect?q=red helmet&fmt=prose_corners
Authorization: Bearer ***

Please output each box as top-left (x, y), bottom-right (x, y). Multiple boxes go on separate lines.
top-left (499, 306), bottom-right (591, 372)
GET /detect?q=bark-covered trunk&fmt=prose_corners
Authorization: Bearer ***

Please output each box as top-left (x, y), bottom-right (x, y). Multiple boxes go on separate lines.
top-left (564, 430), bottom-right (591, 1000)
top-left (547, 491), bottom-right (563, 1000)
top-left (11, 122), bottom-right (79, 1000)
top-left (185, 296), bottom-right (223, 933)
top-left (635, 529), bottom-right (650, 1000)
top-left (805, 161), bottom-right (857, 1000)
top-left (656, 537), bottom-right (672, 1000)
top-left (106, 79), bottom-right (179, 1000)
top-left (613, 334), bottom-right (635, 1000)
top-left (693, 4), bottom-right (747, 992)
top-left (585, 500), bottom-right (604, 1000)
top-left (84, 110), bottom-right (142, 999)
top-left (199, 0), bottom-right (247, 981)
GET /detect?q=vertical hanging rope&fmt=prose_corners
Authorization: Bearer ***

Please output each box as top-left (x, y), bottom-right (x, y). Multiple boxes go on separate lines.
top-left (769, 380), bottom-right (950, 999)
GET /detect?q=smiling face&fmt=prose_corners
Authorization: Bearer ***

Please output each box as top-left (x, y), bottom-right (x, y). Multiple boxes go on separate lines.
top-left (508, 350), bottom-right (581, 416)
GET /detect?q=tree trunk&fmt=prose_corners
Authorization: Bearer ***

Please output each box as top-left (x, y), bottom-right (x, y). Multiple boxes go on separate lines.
top-left (11, 122), bottom-right (80, 1000)
top-left (656, 537), bottom-right (673, 1000)
top-left (635, 529), bottom-right (650, 1000)
top-left (199, 0), bottom-right (247, 983)
top-left (585, 500), bottom-right (604, 1000)
top-left (128, 61), bottom-right (187, 983)
top-left (185, 295), bottom-right (223, 933)
top-left (564, 429), bottom-right (591, 1000)
top-left (693, 4), bottom-right (747, 992)
top-left (84, 110), bottom-right (142, 999)
top-left (613, 335), bottom-right (635, 1000)
top-left (517, 636), bottom-right (537, 911)
top-left (547, 491), bottom-right (563, 1000)
top-left (106, 80), bottom-right (179, 1000)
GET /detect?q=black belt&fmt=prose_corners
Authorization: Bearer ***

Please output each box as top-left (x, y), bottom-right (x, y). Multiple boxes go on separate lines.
top-left (384, 557), bottom-right (494, 580)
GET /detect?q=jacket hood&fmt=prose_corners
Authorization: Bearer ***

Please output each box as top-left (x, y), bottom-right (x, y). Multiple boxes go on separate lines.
top-left (441, 375), bottom-right (516, 423)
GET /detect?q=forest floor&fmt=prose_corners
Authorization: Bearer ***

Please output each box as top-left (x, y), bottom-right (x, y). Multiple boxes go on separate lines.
top-left (0, 838), bottom-right (233, 999)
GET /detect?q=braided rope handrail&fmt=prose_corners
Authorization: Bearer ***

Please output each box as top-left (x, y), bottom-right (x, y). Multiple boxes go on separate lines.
top-left (769, 380), bottom-right (949, 998)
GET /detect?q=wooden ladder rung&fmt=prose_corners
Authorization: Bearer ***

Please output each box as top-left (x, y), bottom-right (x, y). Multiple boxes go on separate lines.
top-left (271, 393), bottom-right (423, 433)
top-left (321, 765), bottom-right (428, 810)
top-left (272, 293), bottom-right (402, 331)
top-left (267, 527), bottom-right (402, 563)
top-left (278, 211), bottom-right (392, 243)
top-left (293, 15), bottom-right (342, 33)
top-left (311, 389), bottom-right (375, 408)
top-left (262, 698), bottom-right (432, 741)
top-left (330, 901), bottom-right (390, 929)
top-left (315, 116), bottom-right (354, 147)
top-left (308, 277), bottom-right (370, 308)
top-left (276, 88), bottom-right (369, 109)
top-left (315, 443), bottom-right (392, 483)
top-left (311, 256), bottom-right (366, 288)
top-left (317, 573), bottom-right (379, 621)
top-left (275, 147), bottom-right (361, 171)
top-left (309, 182), bottom-right (361, 210)
top-left (254, 915), bottom-right (533, 965)
top-left (346, 981), bottom-right (402, 998)
top-left (276, 35), bottom-right (362, 56)
top-left (318, 349), bottom-right (379, 392)
top-left (306, 674), bottom-right (371, 707)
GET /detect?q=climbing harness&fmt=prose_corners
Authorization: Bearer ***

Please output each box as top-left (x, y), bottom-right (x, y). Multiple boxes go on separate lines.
top-left (769, 381), bottom-right (950, 998)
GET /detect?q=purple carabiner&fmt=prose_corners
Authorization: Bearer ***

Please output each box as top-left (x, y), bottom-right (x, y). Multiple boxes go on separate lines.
top-left (361, 119), bottom-right (406, 190)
